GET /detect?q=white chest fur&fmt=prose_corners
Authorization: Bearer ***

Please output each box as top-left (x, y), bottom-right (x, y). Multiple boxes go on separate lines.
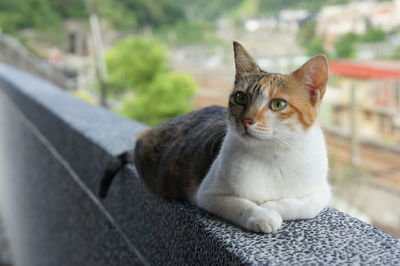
top-left (196, 124), bottom-right (328, 204)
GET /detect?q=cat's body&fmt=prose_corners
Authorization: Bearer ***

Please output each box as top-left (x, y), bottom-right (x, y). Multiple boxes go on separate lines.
top-left (134, 106), bottom-right (227, 200)
top-left (196, 121), bottom-right (330, 232)
top-left (103, 42), bottom-right (330, 233)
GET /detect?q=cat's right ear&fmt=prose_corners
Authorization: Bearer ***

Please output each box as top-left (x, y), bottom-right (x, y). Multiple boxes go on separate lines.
top-left (233, 41), bottom-right (260, 75)
top-left (291, 54), bottom-right (329, 106)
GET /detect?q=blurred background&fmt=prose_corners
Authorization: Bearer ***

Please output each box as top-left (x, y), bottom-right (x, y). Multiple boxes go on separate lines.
top-left (0, 0), bottom-right (399, 246)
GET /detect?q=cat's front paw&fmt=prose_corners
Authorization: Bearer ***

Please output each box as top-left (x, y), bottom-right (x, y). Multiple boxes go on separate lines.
top-left (245, 208), bottom-right (282, 233)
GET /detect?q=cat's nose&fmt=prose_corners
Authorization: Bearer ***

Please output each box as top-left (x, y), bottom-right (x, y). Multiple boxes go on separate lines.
top-left (242, 118), bottom-right (255, 129)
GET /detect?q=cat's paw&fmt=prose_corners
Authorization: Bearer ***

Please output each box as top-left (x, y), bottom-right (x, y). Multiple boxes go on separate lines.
top-left (245, 208), bottom-right (283, 233)
top-left (262, 198), bottom-right (297, 210)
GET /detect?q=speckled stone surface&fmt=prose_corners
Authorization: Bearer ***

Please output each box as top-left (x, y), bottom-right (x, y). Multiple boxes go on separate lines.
top-left (105, 166), bottom-right (400, 265)
top-left (0, 63), bottom-right (399, 265)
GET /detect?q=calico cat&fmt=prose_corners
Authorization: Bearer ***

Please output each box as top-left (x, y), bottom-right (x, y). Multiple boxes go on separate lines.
top-left (101, 42), bottom-right (330, 234)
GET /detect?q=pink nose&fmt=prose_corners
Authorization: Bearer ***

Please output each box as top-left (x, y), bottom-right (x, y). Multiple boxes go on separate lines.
top-left (242, 118), bottom-right (255, 129)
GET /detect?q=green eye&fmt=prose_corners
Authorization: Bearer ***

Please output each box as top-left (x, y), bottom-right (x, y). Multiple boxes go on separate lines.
top-left (270, 99), bottom-right (287, 111)
top-left (234, 92), bottom-right (248, 105)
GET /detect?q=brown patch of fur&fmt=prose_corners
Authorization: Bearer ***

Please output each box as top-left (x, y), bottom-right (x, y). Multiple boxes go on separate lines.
top-left (258, 74), bottom-right (319, 129)
top-left (287, 103), bottom-right (314, 129)
top-left (284, 75), bottom-right (318, 129)
top-left (137, 128), bottom-right (151, 140)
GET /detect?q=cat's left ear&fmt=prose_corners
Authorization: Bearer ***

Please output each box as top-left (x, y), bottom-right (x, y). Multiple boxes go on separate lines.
top-left (291, 54), bottom-right (328, 105)
top-left (233, 41), bottom-right (260, 75)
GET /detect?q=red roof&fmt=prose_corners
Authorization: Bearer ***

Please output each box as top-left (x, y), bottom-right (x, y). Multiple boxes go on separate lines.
top-left (329, 60), bottom-right (400, 80)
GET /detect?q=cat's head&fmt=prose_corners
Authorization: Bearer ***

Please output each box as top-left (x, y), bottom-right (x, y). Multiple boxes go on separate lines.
top-left (228, 42), bottom-right (328, 148)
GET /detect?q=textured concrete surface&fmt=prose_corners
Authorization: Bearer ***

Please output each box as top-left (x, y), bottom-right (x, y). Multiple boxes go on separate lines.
top-left (0, 87), bottom-right (146, 266)
top-left (0, 216), bottom-right (11, 266)
top-left (0, 63), bottom-right (399, 265)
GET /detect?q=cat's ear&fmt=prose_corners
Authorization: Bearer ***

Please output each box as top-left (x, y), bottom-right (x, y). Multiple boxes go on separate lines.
top-left (291, 54), bottom-right (328, 105)
top-left (233, 41), bottom-right (260, 75)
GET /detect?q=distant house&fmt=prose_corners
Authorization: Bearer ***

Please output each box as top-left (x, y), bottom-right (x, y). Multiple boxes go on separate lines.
top-left (322, 60), bottom-right (400, 144)
top-left (316, 0), bottom-right (400, 50)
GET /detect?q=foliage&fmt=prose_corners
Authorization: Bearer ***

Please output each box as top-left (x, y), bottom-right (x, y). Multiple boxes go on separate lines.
top-left (92, 0), bottom-right (137, 29)
top-left (359, 28), bottom-right (386, 43)
top-left (390, 46), bottom-right (400, 60)
top-left (106, 37), bottom-right (197, 125)
top-left (106, 37), bottom-right (168, 93)
top-left (334, 33), bottom-right (358, 59)
top-left (118, 72), bottom-right (197, 126)
top-left (0, 0), bottom-right (185, 34)
top-left (156, 20), bottom-right (220, 45)
top-left (259, 0), bottom-right (348, 14)
top-left (171, 0), bottom-right (350, 20)
top-left (94, 0), bottom-right (186, 29)
top-left (297, 21), bottom-right (327, 56)
top-left (0, 0), bottom-right (61, 33)
top-left (51, 0), bottom-right (88, 19)
top-left (297, 21), bottom-right (317, 47)
top-left (334, 28), bottom-right (387, 59)
top-left (228, 0), bottom-right (260, 19)
top-left (171, 0), bottom-right (242, 20)
top-left (305, 38), bottom-right (326, 56)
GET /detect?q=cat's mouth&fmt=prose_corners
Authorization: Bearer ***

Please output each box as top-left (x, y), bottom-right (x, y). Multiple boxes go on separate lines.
top-left (243, 130), bottom-right (270, 141)
top-left (242, 130), bottom-right (265, 140)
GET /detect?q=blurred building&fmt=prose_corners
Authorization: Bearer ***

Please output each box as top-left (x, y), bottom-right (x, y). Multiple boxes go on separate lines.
top-left (323, 60), bottom-right (400, 144)
top-left (64, 19), bottom-right (90, 56)
top-left (316, 0), bottom-right (400, 48)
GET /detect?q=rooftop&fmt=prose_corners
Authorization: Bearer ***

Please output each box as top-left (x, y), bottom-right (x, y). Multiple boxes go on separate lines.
top-left (330, 60), bottom-right (400, 80)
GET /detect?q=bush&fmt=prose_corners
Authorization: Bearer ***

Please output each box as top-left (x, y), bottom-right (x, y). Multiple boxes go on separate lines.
top-left (390, 46), bottom-right (400, 59)
top-left (360, 28), bottom-right (385, 42)
top-left (334, 28), bottom-right (387, 59)
top-left (106, 37), bottom-right (168, 94)
top-left (334, 33), bottom-right (358, 59)
top-left (305, 38), bottom-right (326, 56)
top-left (118, 72), bottom-right (197, 126)
top-left (297, 21), bottom-right (327, 56)
top-left (106, 36), bottom-right (197, 125)
top-left (156, 20), bottom-right (219, 45)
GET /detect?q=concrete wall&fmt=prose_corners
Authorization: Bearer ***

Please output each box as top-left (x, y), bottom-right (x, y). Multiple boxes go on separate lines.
top-left (0, 63), bottom-right (399, 265)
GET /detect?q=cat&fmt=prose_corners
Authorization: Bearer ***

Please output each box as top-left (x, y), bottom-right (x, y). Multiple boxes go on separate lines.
top-left (100, 42), bottom-right (330, 234)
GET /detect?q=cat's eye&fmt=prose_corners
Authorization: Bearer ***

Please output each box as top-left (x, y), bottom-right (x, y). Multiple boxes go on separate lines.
top-left (270, 99), bottom-right (287, 111)
top-left (234, 92), bottom-right (248, 105)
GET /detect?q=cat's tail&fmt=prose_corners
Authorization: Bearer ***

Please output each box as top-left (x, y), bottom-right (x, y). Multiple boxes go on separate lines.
top-left (98, 151), bottom-right (134, 198)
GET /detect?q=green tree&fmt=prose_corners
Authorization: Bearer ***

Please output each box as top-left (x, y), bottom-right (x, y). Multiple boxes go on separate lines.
top-left (334, 28), bottom-right (387, 59)
top-left (94, 0), bottom-right (137, 29)
top-left (390, 46), bottom-right (400, 59)
top-left (157, 20), bottom-right (219, 45)
top-left (119, 72), bottom-right (197, 126)
top-left (110, 0), bottom-right (185, 28)
top-left (50, 0), bottom-right (88, 19)
top-left (0, 0), bottom-right (186, 34)
top-left (360, 28), bottom-right (385, 42)
top-left (0, 0), bottom-right (61, 33)
top-left (297, 21), bottom-right (317, 47)
top-left (106, 36), bottom-right (197, 125)
top-left (305, 38), bottom-right (326, 56)
top-left (297, 21), bottom-right (327, 56)
top-left (335, 33), bottom-right (358, 59)
top-left (106, 37), bottom-right (168, 94)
